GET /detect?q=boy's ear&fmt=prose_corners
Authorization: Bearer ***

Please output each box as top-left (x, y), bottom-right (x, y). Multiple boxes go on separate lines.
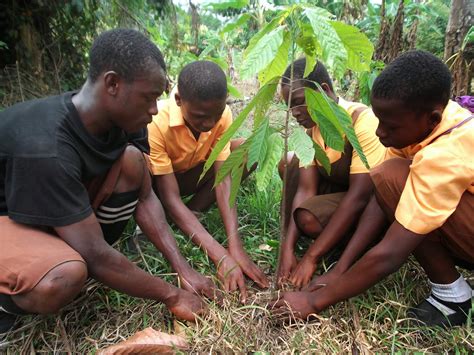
top-left (103, 71), bottom-right (121, 96)
top-left (428, 109), bottom-right (443, 129)
top-left (175, 92), bottom-right (182, 107)
top-left (321, 83), bottom-right (335, 99)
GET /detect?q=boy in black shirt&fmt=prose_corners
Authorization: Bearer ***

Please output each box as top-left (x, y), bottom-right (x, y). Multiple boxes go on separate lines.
top-left (0, 29), bottom-right (210, 334)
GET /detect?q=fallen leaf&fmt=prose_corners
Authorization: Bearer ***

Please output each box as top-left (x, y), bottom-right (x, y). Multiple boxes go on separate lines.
top-left (98, 327), bottom-right (188, 354)
top-left (258, 244), bottom-right (273, 251)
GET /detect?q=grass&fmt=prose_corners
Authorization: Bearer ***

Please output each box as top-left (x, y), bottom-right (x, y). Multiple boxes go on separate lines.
top-left (1, 173), bottom-right (472, 353)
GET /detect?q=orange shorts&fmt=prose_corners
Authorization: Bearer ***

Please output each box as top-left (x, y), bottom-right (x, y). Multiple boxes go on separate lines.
top-left (0, 149), bottom-right (143, 295)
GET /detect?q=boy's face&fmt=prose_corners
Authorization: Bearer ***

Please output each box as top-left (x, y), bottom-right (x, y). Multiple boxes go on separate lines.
top-left (175, 94), bottom-right (227, 133)
top-left (371, 97), bottom-right (442, 149)
top-left (109, 64), bottom-right (167, 133)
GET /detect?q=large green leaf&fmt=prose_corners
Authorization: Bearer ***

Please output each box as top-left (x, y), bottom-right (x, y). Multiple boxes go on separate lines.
top-left (305, 88), bottom-right (345, 151)
top-left (295, 24), bottom-right (320, 78)
top-left (256, 133), bottom-right (284, 191)
top-left (227, 82), bottom-right (243, 99)
top-left (200, 80), bottom-right (278, 181)
top-left (247, 118), bottom-right (270, 170)
top-left (220, 13), bottom-right (251, 35)
top-left (304, 8), bottom-right (347, 78)
top-left (330, 21), bottom-right (373, 72)
top-left (215, 141), bottom-right (250, 186)
top-left (326, 98), bottom-right (370, 169)
top-left (312, 140), bottom-right (331, 174)
top-left (244, 12), bottom-right (288, 59)
top-left (241, 26), bottom-right (285, 80)
top-left (288, 127), bottom-right (315, 167)
top-left (258, 31), bottom-right (291, 85)
top-left (253, 79), bottom-right (278, 128)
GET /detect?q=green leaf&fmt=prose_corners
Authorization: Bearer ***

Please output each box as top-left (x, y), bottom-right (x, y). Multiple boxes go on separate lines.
top-left (253, 79), bottom-right (278, 128)
top-left (200, 80), bottom-right (278, 181)
top-left (258, 31), bottom-right (291, 85)
top-left (305, 88), bottom-right (345, 151)
top-left (462, 26), bottom-right (474, 50)
top-left (247, 118), bottom-right (270, 170)
top-left (241, 26), bottom-right (285, 80)
top-left (312, 140), bottom-right (331, 174)
top-left (244, 12), bottom-right (288, 59)
top-left (304, 8), bottom-right (347, 78)
top-left (227, 83), bottom-right (243, 99)
top-left (229, 162), bottom-right (245, 205)
top-left (326, 99), bottom-right (370, 170)
top-left (288, 127), bottom-right (315, 167)
top-left (220, 13), bottom-right (252, 35)
top-left (330, 21), bottom-right (374, 73)
top-left (215, 141), bottom-right (250, 186)
top-left (256, 133), bottom-right (284, 191)
top-left (204, 0), bottom-right (248, 10)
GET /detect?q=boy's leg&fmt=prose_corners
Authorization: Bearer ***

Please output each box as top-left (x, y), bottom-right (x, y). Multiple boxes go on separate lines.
top-left (371, 158), bottom-right (473, 327)
top-left (178, 138), bottom-right (253, 212)
top-left (0, 217), bottom-right (86, 334)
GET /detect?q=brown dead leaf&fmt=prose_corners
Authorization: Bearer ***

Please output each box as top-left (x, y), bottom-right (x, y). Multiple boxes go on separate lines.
top-left (98, 327), bottom-right (188, 354)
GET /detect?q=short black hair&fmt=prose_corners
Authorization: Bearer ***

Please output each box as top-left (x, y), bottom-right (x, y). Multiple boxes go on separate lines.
top-left (88, 28), bottom-right (166, 83)
top-left (178, 61), bottom-right (227, 101)
top-left (371, 50), bottom-right (452, 111)
top-left (281, 58), bottom-right (334, 92)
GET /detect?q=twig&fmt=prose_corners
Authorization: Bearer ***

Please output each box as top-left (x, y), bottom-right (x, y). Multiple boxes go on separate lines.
top-left (57, 318), bottom-right (73, 354)
top-left (349, 301), bottom-right (370, 355)
top-left (15, 61), bottom-right (24, 102)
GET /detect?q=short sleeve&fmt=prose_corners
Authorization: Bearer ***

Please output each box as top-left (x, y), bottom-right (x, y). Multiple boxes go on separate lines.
top-left (215, 106), bottom-right (232, 162)
top-left (350, 110), bottom-right (387, 174)
top-left (5, 156), bottom-right (92, 226)
top-left (147, 120), bottom-right (174, 175)
top-left (395, 146), bottom-right (471, 234)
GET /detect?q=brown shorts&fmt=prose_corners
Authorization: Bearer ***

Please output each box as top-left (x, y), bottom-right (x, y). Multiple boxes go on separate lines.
top-left (0, 150), bottom-right (138, 295)
top-left (296, 192), bottom-right (346, 229)
top-left (371, 158), bottom-right (474, 264)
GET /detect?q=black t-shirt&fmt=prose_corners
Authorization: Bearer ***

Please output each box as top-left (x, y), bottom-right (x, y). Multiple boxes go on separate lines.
top-left (0, 92), bottom-right (148, 227)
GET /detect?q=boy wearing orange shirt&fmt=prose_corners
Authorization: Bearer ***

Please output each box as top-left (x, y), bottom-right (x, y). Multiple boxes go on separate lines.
top-left (272, 50), bottom-right (473, 327)
top-left (148, 61), bottom-right (269, 302)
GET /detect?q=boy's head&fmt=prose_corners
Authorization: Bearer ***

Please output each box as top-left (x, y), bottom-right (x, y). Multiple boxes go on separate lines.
top-left (88, 29), bottom-right (167, 133)
top-left (280, 58), bottom-right (336, 129)
top-left (371, 50), bottom-right (452, 149)
top-left (175, 61), bottom-right (228, 133)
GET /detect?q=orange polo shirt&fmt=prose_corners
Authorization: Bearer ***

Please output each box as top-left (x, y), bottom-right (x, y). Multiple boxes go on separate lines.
top-left (389, 100), bottom-right (473, 234)
top-left (309, 98), bottom-right (387, 173)
top-left (147, 93), bottom-right (232, 175)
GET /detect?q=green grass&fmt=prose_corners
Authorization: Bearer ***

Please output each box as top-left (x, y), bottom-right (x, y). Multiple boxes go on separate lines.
top-left (1, 172), bottom-right (472, 353)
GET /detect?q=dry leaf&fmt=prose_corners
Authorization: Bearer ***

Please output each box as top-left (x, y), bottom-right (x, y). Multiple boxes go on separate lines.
top-left (258, 244), bottom-right (273, 251)
top-left (98, 327), bottom-right (188, 354)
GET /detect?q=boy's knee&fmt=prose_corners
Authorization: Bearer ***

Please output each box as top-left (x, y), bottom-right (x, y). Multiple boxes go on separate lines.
top-left (14, 261), bottom-right (87, 314)
top-left (116, 145), bottom-right (146, 193)
top-left (370, 158), bottom-right (410, 192)
top-left (295, 208), bottom-right (323, 236)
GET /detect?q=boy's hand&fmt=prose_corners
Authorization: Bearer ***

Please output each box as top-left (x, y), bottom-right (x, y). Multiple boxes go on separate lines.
top-left (269, 291), bottom-right (317, 321)
top-left (229, 247), bottom-right (270, 289)
top-left (276, 249), bottom-right (298, 288)
top-left (179, 268), bottom-right (222, 302)
top-left (289, 254), bottom-right (317, 288)
top-left (216, 255), bottom-right (248, 303)
top-left (303, 268), bottom-right (341, 292)
top-left (164, 289), bottom-right (207, 322)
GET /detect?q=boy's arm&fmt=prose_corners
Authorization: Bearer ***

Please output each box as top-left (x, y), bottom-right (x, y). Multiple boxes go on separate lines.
top-left (272, 221), bottom-right (424, 319)
top-left (134, 166), bottom-right (218, 299)
top-left (154, 172), bottom-right (248, 300)
top-left (213, 161), bottom-right (269, 288)
top-left (54, 214), bottom-right (203, 321)
top-left (290, 173), bottom-right (374, 287)
top-left (304, 194), bottom-right (388, 291)
top-left (277, 165), bottom-right (318, 285)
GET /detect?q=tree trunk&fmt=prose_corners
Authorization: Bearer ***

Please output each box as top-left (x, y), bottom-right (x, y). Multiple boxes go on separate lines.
top-left (444, 0), bottom-right (474, 96)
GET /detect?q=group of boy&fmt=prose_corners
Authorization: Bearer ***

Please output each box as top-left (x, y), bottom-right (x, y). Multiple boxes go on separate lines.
top-left (0, 28), bottom-right (472, 335)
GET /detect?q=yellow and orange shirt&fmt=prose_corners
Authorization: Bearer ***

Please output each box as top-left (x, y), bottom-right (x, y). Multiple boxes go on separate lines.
top-left (147, 93), bottom-right (232, 175)
top-left (389, 100), bottom-right (473, 234)
top-left (309, 97), bottom-right (387, 174)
